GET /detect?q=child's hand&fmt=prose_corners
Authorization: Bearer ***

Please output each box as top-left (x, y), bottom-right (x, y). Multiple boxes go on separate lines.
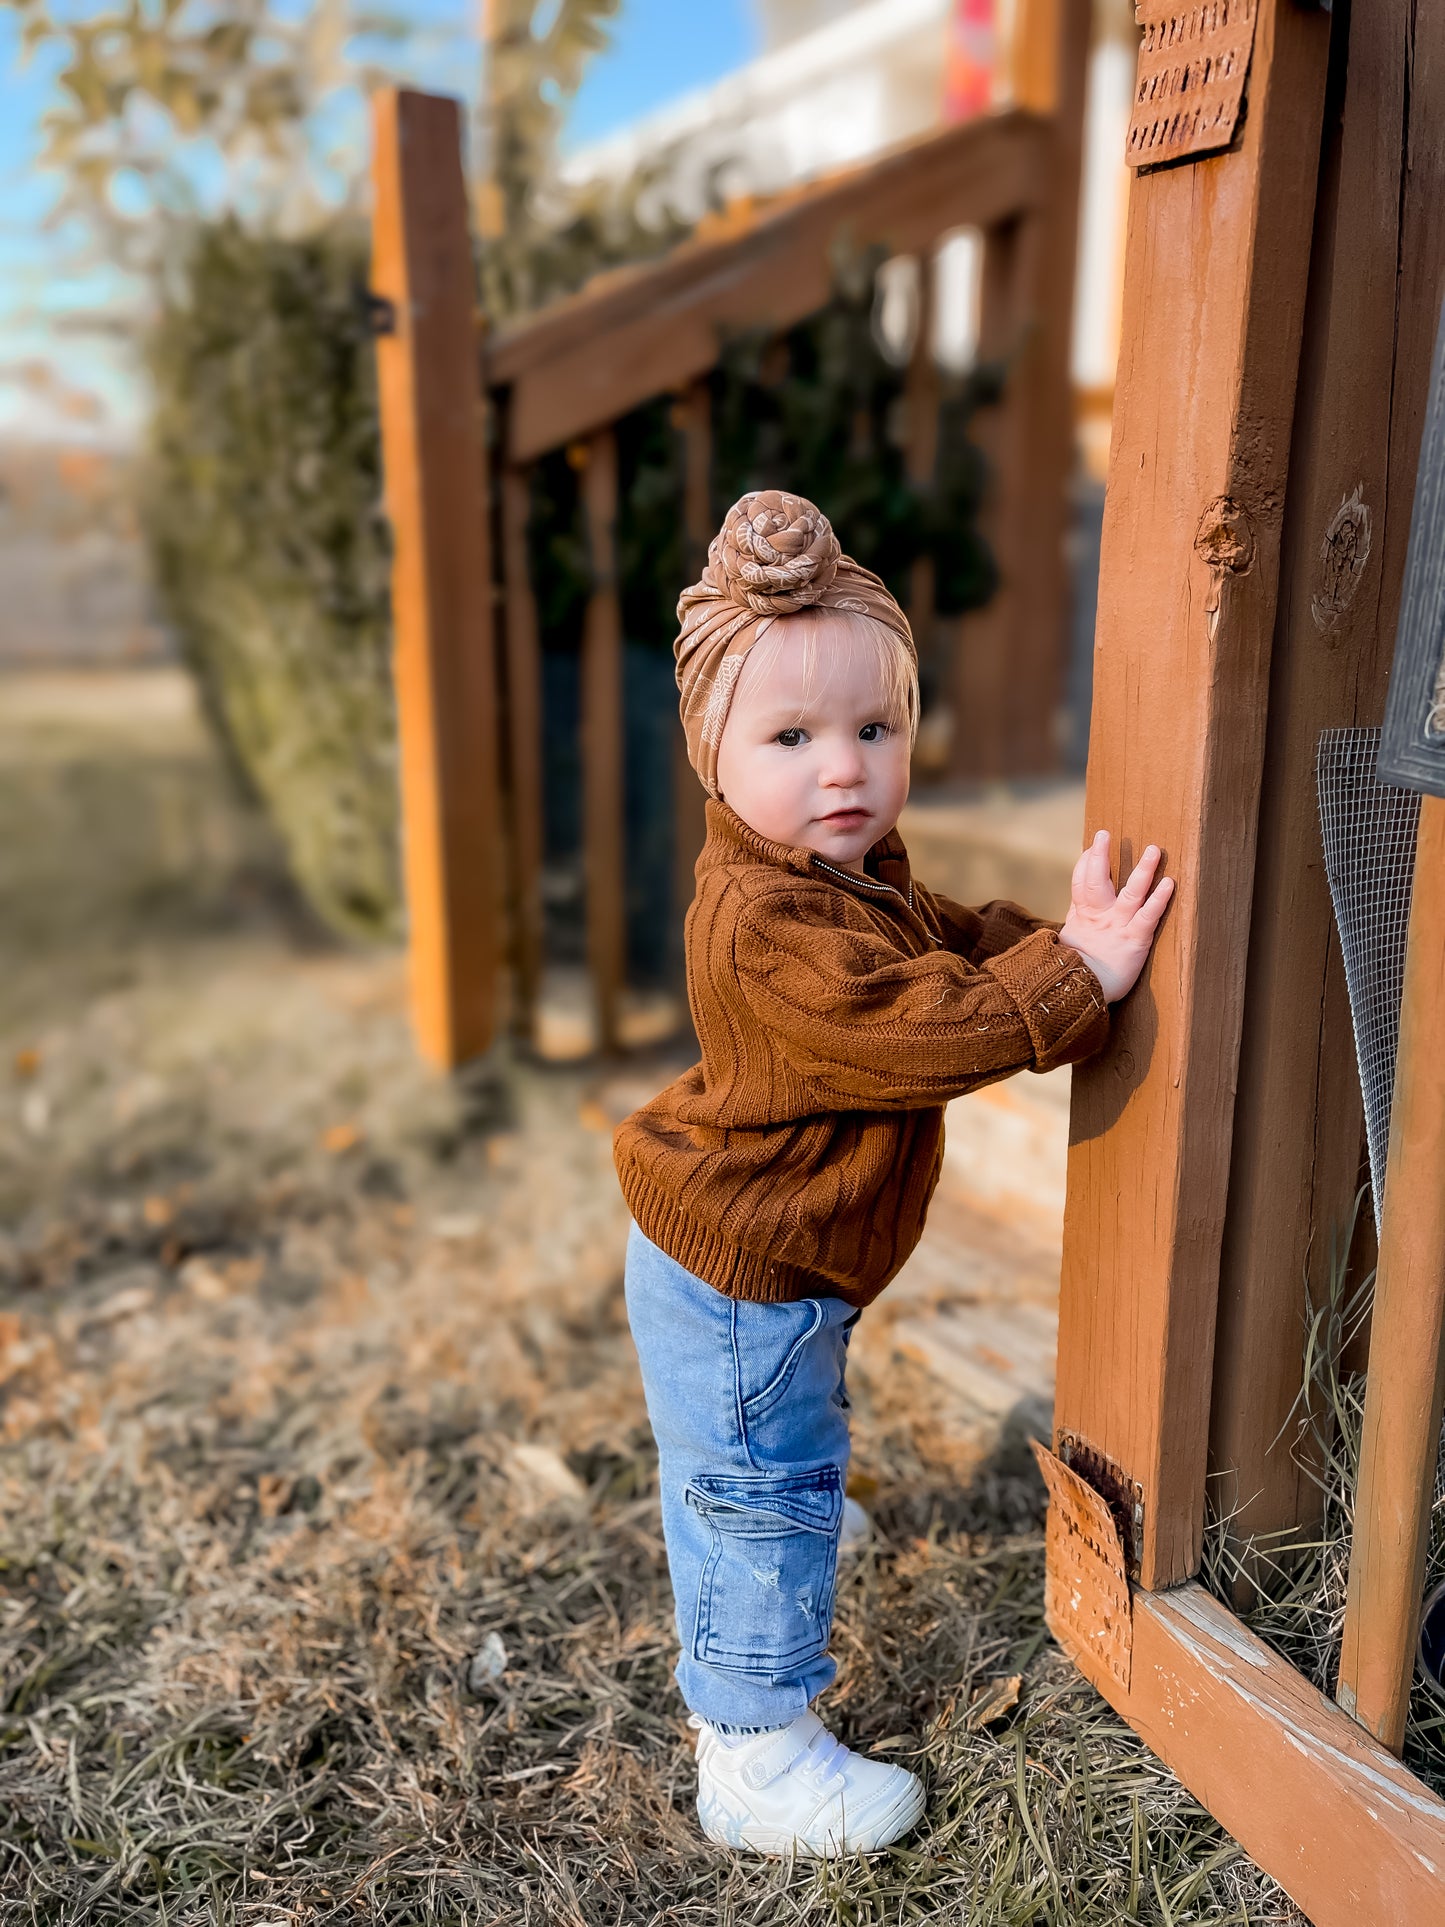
top-left (1058, 830), bottom-right (1173, 1003)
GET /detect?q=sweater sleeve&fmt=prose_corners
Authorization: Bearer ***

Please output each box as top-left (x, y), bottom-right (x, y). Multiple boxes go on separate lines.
top-left (734, 885), bottom-right (1110, 1110)
top-left (922, 887), bottom-right (1063, 964)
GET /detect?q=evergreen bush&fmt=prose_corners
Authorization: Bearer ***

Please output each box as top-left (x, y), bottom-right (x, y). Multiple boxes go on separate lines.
top-left (144, 219), bottom-right (400, 943)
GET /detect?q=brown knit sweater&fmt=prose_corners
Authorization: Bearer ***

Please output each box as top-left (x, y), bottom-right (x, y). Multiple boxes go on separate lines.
top-left (614, 801), bottom-right (1110, 1308)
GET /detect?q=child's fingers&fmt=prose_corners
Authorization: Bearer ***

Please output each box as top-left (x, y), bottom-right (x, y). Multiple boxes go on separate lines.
top-left (1116, 844), bottom-right (1162, 909)
top-left (1081, 828), bottom-right (1113, 902)
top-left (1129, 875), bottom-right (1175, 931)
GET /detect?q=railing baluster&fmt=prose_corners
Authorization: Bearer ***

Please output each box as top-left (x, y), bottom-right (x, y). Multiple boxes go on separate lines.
top-left (580, 428), bottom-right (626, 1054)
top-left (673, 381), bottom-right (712, 962)
top-left (498, 462), bottom-right (545, 1042)
top-left (954, 216), bottom-right (1023, 781)
top-left (905, 250), bottom-right (940, 749)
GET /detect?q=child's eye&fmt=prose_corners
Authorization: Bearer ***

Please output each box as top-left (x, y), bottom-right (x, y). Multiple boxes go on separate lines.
top-left (858, 722), bottom-right (891, 742)
top-left (775, 728), bottom-right (805, 747)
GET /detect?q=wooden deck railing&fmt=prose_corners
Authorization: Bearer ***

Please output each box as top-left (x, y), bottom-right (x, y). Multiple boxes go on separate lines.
top-left (371, 0), bottom-right (1089, 1068)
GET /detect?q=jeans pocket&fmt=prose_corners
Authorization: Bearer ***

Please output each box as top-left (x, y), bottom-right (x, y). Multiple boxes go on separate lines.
top-left (684, 1468), bottom-right (842, 1678)
top-left (736, 1297), bottom-right (827, 1423)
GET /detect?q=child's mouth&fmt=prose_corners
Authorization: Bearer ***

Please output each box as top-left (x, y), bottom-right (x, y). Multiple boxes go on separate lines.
top-left (820, 809), bottom-right (869, 829)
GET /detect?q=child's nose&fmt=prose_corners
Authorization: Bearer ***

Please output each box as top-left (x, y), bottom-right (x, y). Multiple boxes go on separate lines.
top-left (820, 742), bottom-right (867, 788)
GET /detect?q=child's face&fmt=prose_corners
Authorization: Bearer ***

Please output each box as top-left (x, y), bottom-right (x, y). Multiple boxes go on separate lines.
top-left (714, 618), bottom-right (911, 870)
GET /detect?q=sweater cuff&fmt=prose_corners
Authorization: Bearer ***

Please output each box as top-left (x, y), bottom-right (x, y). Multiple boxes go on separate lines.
top-left (985, 929), bottom-right (1111, 1072)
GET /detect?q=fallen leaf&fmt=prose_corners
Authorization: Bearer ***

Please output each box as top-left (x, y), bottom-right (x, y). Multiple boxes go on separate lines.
top-left (321, 1121), bottom-right (362, 1155)
top-left (179, 1257), bottom-right (228, 1302)
top-left (577, 1101), bottom-right (610, 1133)
top-left (966, 1673), bottom-right (1023, 1731)
top-left (256, 1473), bottom-right (290, 1518)
top-left (95, 1283), bottom-right (155, 1324)
top-left (508, 1441), bottom-right (587, 1507)
top-left (13, 1048), bottom-right (40, 1080)
top-left (467, 1631), bottom-right (508, 1693)
top-left (432, 1212), bottom-right (481, 1241)
top-left (142, 1195), bottom-right (173, 1227)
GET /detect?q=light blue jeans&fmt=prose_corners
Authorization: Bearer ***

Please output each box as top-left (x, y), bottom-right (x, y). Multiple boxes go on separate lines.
top-left (624, 1222), bottom-right (857, 1732)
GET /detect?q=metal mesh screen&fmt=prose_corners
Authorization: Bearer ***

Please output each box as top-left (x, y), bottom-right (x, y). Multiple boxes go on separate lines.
top-left (1319, 733), bottom-right (1445, 1549)
top-left (1316, 727), bottom-right (1420, 1236)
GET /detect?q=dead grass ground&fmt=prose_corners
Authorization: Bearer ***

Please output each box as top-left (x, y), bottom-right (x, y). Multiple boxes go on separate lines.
top-left (0, 670), bottom-right (1302, 1923)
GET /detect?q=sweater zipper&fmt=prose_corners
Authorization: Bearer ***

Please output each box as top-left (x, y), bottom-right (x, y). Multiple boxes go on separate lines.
top-left (811, 858), bottom-right (943, 945)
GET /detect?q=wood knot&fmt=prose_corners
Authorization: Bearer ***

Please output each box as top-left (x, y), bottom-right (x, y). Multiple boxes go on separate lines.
top-left (1311, 485), bottom-right (1372, 637)
top-left (1194, 496), bottom-right (1256, 640)
top-left (1193, 496), bottom-right (1257, 575)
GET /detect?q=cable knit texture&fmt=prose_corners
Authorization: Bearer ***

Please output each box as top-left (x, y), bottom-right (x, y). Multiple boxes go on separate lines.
top-left (614, 801), bottom-right (1110, 1308)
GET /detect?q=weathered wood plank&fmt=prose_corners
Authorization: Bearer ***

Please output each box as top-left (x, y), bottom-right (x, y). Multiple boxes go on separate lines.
top-left (1209, 0), bottom-right (1420, 1574)
top-left (1335, 817), bottom-right (1445, 1750)
top-left (498, 462), bottom-right (545, 1040)
top-left (1338, 37), bottom-right (1445, 1720)
top-left (579, 429), bottom-right (625, 1054)
top-left (370, 88), bottom-right (501, 1070)
top-left (490, 113), bottom-right (1049, 463)
top-left (1053, 0), bottom-right (1333, 1590)
top-left (1053, 1579), bottom-right (1445, 1927)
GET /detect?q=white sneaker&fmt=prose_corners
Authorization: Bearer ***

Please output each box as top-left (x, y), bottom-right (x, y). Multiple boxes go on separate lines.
top-left (692, 1710), bottom-right (925, 1856)
top-left (839, 1494), bottom-right (873, 1557)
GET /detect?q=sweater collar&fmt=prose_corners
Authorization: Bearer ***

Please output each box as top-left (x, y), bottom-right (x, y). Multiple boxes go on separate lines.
top-left (701, 799), bottom-right (915, 901)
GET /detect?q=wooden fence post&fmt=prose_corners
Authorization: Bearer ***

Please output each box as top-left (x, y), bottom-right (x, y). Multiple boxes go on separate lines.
top-left (1052, 0), bottom-right (1332, 1591)
top-left (371, 89), bottom-right (501, 1070)
top-left (1209, 0), bottom-right (1445, 1577)
top-left (579, 429), bottom-right (625, 1053)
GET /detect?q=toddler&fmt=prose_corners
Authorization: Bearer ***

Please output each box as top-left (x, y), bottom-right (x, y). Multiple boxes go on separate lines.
top-left (614, 491), bottom-right (1171, 1858)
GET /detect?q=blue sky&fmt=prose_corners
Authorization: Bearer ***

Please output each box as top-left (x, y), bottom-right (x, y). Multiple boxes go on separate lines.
top-left (566, 0), bottom-right (754, 149)
top-left (0, 0), bottom-right (757, 441)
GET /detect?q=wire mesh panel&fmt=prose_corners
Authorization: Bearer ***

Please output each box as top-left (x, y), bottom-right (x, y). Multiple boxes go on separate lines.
top-left (1316, 727), bottom-right (1420, 1233)
top-left (1315, 728), bottom-right (1445, 1547)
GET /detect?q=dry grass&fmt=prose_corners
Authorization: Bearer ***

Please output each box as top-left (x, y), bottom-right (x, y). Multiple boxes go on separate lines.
top-left (0, 669), bottom-right (1302, 1923)
top-left (1203, 1194), bottom-right (1445, 1795)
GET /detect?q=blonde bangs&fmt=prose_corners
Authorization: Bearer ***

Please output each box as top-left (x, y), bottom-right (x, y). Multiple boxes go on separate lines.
top-left (746, 608), bottom-right (920, 741)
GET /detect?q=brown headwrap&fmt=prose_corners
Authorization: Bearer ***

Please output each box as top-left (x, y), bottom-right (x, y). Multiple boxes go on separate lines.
top-left (674, 490), bottom-right (915, 797)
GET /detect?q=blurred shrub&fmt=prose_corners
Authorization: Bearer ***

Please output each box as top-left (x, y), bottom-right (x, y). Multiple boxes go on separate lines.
top-left (144, 218), bottom-right (400, 942)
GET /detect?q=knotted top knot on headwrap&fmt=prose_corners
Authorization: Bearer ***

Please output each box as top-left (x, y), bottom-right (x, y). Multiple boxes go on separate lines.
top-left (674, 489), bottom-right (915, 799)
top-left (713, 492), bottom-right (840, 615)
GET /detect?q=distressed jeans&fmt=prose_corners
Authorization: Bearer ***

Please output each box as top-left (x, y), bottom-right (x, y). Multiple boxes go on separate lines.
top-left (624, 1222), bottom-right (857, 1732)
